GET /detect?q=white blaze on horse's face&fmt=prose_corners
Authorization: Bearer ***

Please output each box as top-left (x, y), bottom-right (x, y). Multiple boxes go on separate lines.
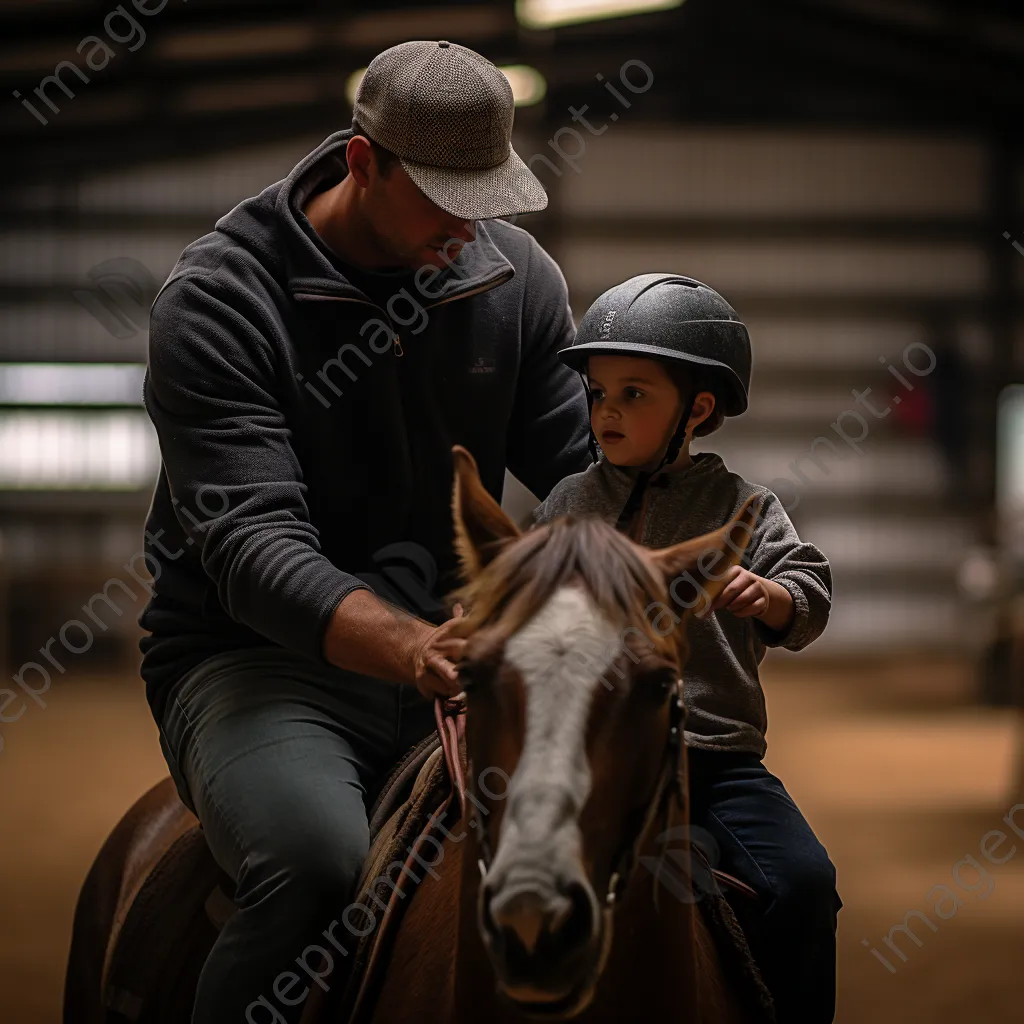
top-left (482, 583), bottom-right (618, 938)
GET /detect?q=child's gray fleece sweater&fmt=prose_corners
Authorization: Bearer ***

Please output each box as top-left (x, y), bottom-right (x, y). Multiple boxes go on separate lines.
top-left (531, 451), bottom-right (831, 758)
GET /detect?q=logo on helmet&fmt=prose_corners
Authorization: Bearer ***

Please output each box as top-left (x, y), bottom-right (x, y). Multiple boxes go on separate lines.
top-left (599, 309), bottom-right (618, 339)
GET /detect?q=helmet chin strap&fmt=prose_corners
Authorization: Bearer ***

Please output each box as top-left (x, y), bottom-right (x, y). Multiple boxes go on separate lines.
top-left (613, 391), bottom-right (696, 535)
top-left (581, 373), bottom-right (601, 465)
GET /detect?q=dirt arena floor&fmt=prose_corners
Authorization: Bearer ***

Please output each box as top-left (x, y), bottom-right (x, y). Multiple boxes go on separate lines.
top-left (2, 655), bottom-right (1023, 1022)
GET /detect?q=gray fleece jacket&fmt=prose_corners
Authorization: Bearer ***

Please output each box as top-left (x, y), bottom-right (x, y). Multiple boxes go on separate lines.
top-left (531, 451), bottom-right (831, 757)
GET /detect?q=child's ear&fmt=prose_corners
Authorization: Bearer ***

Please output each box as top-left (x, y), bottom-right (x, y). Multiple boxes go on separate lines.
top-left (688, 390), bottom-right (717, 435)
top-left (646, 494), bottom-right (762, 617)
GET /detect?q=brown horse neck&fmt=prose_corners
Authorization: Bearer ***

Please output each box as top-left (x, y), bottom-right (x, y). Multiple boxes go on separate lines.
top-left (593, 787), bottom-right (702, 1020)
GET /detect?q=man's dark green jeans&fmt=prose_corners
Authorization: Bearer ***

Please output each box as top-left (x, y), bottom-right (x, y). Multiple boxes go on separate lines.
top-left (157, 646), bottom-right (437, 1024)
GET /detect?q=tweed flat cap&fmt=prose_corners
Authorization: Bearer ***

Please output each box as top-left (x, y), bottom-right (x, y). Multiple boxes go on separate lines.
top-left (352, 39), bottom-right (548, 220)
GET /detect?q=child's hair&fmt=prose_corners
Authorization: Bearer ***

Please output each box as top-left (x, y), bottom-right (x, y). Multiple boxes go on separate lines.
top-left (662, 361), bottom-right (726, 437)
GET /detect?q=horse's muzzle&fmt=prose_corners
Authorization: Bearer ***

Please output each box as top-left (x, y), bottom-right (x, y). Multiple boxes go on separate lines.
top-left (479, 871), bottom-right (602, 1008)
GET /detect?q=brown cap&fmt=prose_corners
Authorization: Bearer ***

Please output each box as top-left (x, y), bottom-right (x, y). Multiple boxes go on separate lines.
top-left (351, 39), bottom-right (548, 221)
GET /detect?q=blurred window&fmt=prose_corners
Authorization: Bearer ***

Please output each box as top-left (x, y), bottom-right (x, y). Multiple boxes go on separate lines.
top-left (0, 363), bottom-right (145, 406)
top-left (0, 410), bottom-right (157, 489)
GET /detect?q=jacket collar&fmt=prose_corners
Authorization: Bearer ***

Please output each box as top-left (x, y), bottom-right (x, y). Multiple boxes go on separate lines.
top-left (273, 129), bottom-right (515, 305)
top-left (598, 451), bottom-right (725, 495)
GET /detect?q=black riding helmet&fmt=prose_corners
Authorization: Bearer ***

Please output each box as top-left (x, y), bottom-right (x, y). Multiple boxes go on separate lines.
top-left (558, 273), bottom-right (752, 534)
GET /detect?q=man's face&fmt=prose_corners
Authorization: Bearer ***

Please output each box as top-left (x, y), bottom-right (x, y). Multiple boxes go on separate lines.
top-left (361, 145), bottom-right (478, 271)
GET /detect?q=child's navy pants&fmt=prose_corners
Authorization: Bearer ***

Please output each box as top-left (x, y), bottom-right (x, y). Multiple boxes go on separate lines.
top-left (687, 748), bottom-right (842, 1024)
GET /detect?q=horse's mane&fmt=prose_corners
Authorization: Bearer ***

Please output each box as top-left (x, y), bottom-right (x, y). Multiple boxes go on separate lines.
top-left (450, 515), bottom-right (672, 651)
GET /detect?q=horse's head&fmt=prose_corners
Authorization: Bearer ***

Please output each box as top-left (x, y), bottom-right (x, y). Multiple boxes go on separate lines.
top-left (448, 446), bottom-right (759, 1016)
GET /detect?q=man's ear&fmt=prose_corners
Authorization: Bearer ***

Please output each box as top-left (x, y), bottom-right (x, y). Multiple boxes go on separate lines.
top-left (451, 445), bottom-right (521, 582)
top-left (647, 495), bottom-right (763, 618)
top-left (344, 134), bottom-right (373, 188)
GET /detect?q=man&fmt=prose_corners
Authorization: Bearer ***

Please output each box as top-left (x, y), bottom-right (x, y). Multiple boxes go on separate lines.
top-left (141, 39), bottom-right (591, 1023)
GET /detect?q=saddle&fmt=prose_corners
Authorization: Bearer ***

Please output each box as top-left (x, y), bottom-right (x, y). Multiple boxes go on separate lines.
top-left (100, 700), bottom-right (770, 1023)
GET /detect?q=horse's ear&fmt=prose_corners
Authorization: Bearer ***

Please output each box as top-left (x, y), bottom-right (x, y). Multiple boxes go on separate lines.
top-left (647, 495), bottom-right (763, 617)
top-left (451, 445), bottom-right (521, 581)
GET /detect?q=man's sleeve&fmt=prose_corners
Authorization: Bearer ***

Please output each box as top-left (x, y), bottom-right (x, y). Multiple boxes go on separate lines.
top-left (746, 490), bottom-right (832, 652)
top-left (505, 237), bottom-right (592, 501)
top-left (145, 275), bottom-right (369, 659)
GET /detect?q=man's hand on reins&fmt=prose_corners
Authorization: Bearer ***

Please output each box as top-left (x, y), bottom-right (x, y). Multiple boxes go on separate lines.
top-left (410, 603), bottom-right (466, 700)
top-left (322, 589), bottom-right (466, 699)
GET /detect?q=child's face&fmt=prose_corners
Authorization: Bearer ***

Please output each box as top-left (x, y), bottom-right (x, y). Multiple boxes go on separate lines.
top-left (586, 355), bottom-right (684, 468)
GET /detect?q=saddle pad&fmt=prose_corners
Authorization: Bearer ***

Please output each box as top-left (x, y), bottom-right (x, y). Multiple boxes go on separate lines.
top-left (698, 876), bottom-right (776, 1022)
top-left (366, 729), bottom-right (442, 843)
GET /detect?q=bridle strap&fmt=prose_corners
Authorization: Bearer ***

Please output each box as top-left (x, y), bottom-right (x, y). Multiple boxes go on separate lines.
top-left (434, 696), bottom-right (467, 817)
top-left (602, 679), bottom-right (686, 908)
top-left (579, 371), bottom-right (601, 465)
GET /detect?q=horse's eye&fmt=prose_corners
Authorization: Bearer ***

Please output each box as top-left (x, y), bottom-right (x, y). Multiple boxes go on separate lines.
top-left (637, 666), bottom-right (677, 701)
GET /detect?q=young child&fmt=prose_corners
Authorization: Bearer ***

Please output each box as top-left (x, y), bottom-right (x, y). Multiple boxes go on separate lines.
top-left (532, 273), bottom-right (841, 1024)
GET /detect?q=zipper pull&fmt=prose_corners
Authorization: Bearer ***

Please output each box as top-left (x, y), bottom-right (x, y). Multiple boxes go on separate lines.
top-left (630, 486), bottom-right (652, 544)
top-left (393, 333), bottom-right (404, 358)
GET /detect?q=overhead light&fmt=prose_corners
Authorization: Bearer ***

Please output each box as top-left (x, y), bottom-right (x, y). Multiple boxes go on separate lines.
top-left (0, 364), bottom-right (145, 406)
top-left (501, 65), bottom-right (546, 106)
top-left (345, 69), bottom-right (365, 108)
top-left (516, 0), bottom-right (683, 30)
top-left (998, 383), bottom-right (1024, 503)
top-left (997, 383), bottom-right (1024, 558)
top-left (0, 411), bottom-right (158, 489)
top-left (345, 64), bottom-right (546, 108)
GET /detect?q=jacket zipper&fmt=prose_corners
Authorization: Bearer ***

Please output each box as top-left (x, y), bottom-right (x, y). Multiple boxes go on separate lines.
top-left (392, 269), bottom-right (515, 356)
top-left (292, 294), bottom-right (404, 356)
top-left (420, 270), bottom-right (514, 313)
top-left (629, 483), bottom-right (653, 545)
top-left (293, 267), bottom-right (514, 360)
top-left (403, 270), bottom-right (513, 358)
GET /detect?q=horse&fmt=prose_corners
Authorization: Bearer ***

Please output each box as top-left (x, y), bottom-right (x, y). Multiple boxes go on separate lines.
top-left (62, 444), bottom-right (768, 1023)
top-left (367, 446), bottom-right (766, 1023)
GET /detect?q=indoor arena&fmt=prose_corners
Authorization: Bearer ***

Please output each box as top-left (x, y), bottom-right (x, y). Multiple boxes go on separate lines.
top-left (1, 1), bottom-right (1022, 1022)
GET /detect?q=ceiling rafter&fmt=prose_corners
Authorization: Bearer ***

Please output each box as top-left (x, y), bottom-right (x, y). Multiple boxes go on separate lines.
top-left (0, 0), bottom-right (1022, 186)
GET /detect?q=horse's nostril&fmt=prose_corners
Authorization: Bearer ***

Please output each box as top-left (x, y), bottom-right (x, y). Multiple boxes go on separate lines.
top-left (557, 880), bottom-right (596, 947)
top-left (485, 879), bottom-right (594, 958)
top-left (548, 890), bottom-right (573, 933)
top-left (489, 887), bottom-right (566, 955)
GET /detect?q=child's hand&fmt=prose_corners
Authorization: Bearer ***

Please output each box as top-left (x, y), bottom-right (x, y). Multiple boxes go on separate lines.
top-left (707, 566), bottom-right (770, 619)
top-left (706, 567), bottom-right (795, 633)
